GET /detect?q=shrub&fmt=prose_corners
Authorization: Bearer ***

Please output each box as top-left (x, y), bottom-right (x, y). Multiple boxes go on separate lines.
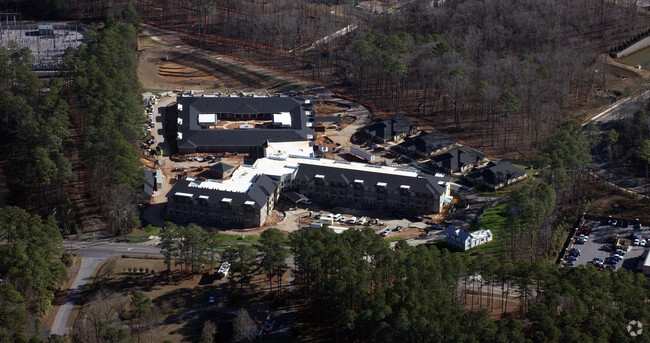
top-left (150, 269), bottom-right (155, 274)
top-left (61, 253), bottom-right (74, 267)
top-left (145, 267), bottom-right (150, 273)
top-left (127, 267), bottom-right (133, 273)
top-left (139, 267), bottom-right (144, 273)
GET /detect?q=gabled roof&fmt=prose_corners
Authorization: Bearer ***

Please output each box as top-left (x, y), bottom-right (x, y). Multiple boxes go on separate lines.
top-left (398, 131), bottom-right (458, 154)
top-left (210, 162), bottom-right (235, 173)
top-left (431, 146), bottom-right (487, 171)
top-left (467, 161), bottom-right (526, 185)
top-left (232, 103), bottom-right (259, 114)
top-left (142, 169), bottom-right (155, 197)
top-left (445, 226), bottom-right (470, 239)
top-left (364, 116), bottom-right (418, 140)
top-left (166, 174), bottom-right (279, 208)
top-left (294, 163), bottom-right (450, 196)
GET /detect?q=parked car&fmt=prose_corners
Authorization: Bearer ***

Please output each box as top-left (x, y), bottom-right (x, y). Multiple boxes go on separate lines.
top-left (332, 213), bottom-right (342, 221)
top-left (592, 258), bottom-right (604, 264)
top-left (564, 261), bottom-right (576, 267)
top-left (565, 255), bottom-right (577, 261)
top-left (615, 249), bottom-right (625, 255)
top-left (568, 250), bottom-right (580, 257)
top-left (348, 216), bottom-right (357, 224)
top-left (380, 229), bottom-right (390, 237)
top-left (357, 217), bottom-right (367, 225)
top-left (339, 216), bottom-right (347, 223)
top-left (208, 296), bottom-right (215, 304)
top-left (601, 244), bottom-right (612, 251)
top-left (576, 238), bottom-right (586, 244)
top-left (314, 213), bottom-right (321, 220)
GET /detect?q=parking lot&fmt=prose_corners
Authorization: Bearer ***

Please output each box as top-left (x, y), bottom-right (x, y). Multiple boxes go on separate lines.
top-left (563, 219), bottom-right (648, 271)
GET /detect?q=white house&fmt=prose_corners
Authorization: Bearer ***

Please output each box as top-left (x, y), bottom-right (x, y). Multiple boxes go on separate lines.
top-left (445, 226), bottom-right (493, 251)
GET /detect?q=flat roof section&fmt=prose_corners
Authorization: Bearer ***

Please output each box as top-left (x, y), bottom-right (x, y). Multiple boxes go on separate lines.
top-left (272, 112), bottom-right (292, 127)
top-left (198, 113), bottom-right (218, 124)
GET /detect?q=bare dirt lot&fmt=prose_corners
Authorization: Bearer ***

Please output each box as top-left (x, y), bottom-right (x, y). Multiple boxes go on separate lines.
top-left (137, 34), bottom-right (305, 94)
top-left (586, 181), bottom-right (650, 222)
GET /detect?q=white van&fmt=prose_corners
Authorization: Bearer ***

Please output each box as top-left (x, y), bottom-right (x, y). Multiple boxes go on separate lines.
top-left (332, 213), bottom-right (342, 221)
top-left (357, 217), bottom-right (367, 225)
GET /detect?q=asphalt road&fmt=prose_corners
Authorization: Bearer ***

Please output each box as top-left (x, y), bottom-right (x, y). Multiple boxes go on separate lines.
top-left (50, 239), bottom-right (164, 335)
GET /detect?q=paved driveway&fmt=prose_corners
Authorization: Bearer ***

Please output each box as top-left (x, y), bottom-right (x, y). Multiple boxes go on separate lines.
top-left (50, 257), bottom-right (106, 335)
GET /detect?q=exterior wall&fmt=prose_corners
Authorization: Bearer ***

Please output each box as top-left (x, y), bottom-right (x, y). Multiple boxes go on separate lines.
top-left (166, 195), bottom-right (263, 228)
top-left (294, 178), bottom-right (444, 214)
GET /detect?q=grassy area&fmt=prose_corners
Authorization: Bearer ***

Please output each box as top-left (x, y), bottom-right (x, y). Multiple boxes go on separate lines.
top-left (512, 163), bottom-right (538, 178)
top-left (385, 237), bottom-right (406, 243)
top-left (463, 203), bottom-right (510, 255)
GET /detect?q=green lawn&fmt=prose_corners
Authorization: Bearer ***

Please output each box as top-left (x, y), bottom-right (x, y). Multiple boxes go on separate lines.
top-left (463, 203), bottom-right (510, 255)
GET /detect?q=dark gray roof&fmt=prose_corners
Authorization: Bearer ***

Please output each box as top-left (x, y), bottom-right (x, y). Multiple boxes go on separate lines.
top-left (284, 191), bottom-right (308, 203)
top-left (142, 169), bottom-right (154, 197)
top-left (431, 146), bottom-right (487, 171)
top-left (397, 131), bottom-right (458, 154)
top-left (210, 162), bottom-right (235, 173)
top-left (176, 96), bottom-right (314, 150)
top-left (294, 163), bottom-right (450, 196)
top-left (467, 161), bottom-right (526, 185)
top-left (365, 116), bottom-right (418, 140)
top-left (313, 116), bottom-right (343, 123)
top-left (166, 174), bottom-right (279, 208)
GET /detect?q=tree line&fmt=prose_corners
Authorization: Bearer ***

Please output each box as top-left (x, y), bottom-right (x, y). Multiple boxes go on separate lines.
top-left (126, 0), bottom-right (650, 156)
top-left (63, 21), bottom-right (145, 236)
top-left (0, 44), bottom-right (73, 215)
top-left (603, 100), bottom-right (650, 196)
top-left (159, 223), bottom-right (288, 293)
top-left (289, 226), bottom-right (650, 342)
top-left (0, 206), bottom-right (67, 342)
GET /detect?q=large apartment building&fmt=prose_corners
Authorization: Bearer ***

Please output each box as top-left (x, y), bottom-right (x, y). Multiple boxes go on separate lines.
top-left (169, 95), bottom-right (314, 155)
top-left (294, 163), bottom-right (450, 214)
top-left (166, 156), bottom-right (451, 228)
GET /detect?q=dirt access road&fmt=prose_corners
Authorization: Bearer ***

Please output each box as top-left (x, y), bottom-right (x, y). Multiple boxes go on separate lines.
top-left (138, 24), bottom-right (330, 96)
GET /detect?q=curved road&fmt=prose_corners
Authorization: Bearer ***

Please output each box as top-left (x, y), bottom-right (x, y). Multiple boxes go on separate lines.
top-left (50, 239), bottom-right (163, 335)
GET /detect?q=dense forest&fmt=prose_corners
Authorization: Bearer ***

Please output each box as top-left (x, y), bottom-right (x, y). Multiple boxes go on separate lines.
top-left (289, 227), bottom-right (650, 343)
top-left (604, 102), bottom-right (650, 186)
top-left (63, 21), bottom-right (144, 236)
top-left (126, 0), bottom-right (650, 156)
top-left (0, 11), bottom-right (145, 342)
top-left (0, 207), bottom-right (67, 342)
top-left (151, 223), bottom-right (650, 342)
